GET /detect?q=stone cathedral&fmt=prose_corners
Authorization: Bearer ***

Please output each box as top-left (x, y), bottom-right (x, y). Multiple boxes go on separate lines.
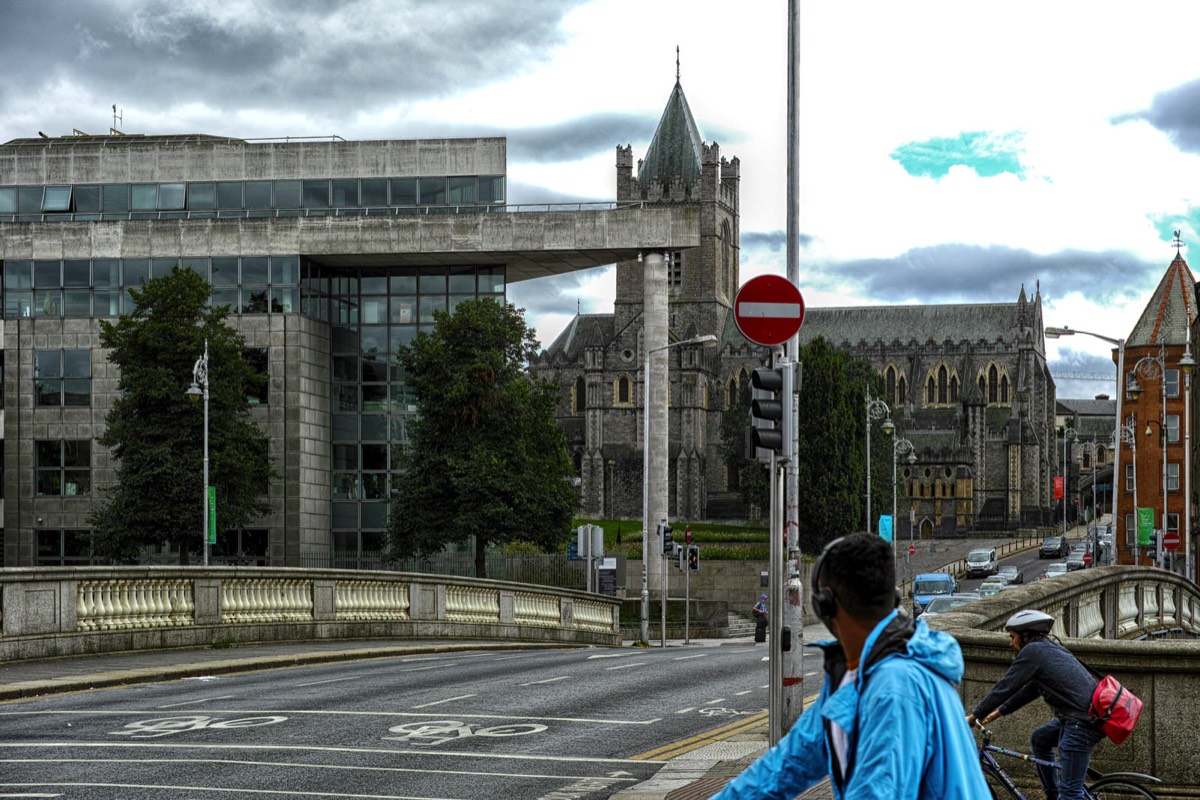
top-left (532, 78), bottom-right (1058, 536)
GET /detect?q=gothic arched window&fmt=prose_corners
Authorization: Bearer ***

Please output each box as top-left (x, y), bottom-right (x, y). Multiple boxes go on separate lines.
top-left (988, 365), bottom-right (998, 404)
top-left (926, 376), bottom-right (936, 405)
top-left (1000, 375), bottom-right (1009, 404)
top-left (937, 365), bottom-right (948, 404)
top-left (573, 377), bottom-right (586, 415)
top-left (615, 375), bottom-right (632, 407)
top-left (886, 366), bottom-right (897, 405)
top-left (950, 375), bottom-right (959, 403)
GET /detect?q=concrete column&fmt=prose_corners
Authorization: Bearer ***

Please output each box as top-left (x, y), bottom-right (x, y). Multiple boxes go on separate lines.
top-left (645, 250), bottom-right (668, 597)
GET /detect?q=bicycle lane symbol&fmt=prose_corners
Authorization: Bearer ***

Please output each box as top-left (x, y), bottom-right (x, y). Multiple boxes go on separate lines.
top-left (382, 720), bottom-right (548, 748)
top-left (698, 708), bottom-right (763, 718)
top-left (110, 715), bottom-right (288, 738)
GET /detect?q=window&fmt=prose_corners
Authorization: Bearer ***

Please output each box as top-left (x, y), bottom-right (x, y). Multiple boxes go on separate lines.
top-left (668, 251), bottom-right (683, 287)
top-left (447, 177), bottom-right (476, 205)
top-left (35, 440), bottom-right (91, 496)
top-left (1125, 514), bottom-right (1136, 546)
top-left (35, 349), bottom-right (91, 407)
top-left (616, 375), bottom-right (632, 406)
top-left (1125, 464), bottom-right (1135, 492)
top-left (1000, 375), bottom-right (1009, 404)
top-left (418, 177), bottom-right (446, 205)
top-left (937, 365), bottom-right (947, 404)
top-left (988, 365), bottom-right (998, 403)
top-left (1167, 513), bottom-right (1180, 534)
top-left (1165, 368), bottom-right (1180, 398)
top-left (1166, 414), bottom-right (1180, 443)
top-left (36, 529), bottom-right (96, 566)
top-left (244, 348), bottom-right (269, 406)
top-left (897, 376), bottom-right (907, 405)
top-left (950, 375), bottom-right (959, 403)
top-left (926, 376), bottom-right (936, 404)
top-left (41, 186), bottom-right (72, 212)
top-left (573, 377), bottom-right (586, 415)
top-left (1167, 462), bottom-right (1180, 491)
top-left (886, 366), bottom-right (896, 405)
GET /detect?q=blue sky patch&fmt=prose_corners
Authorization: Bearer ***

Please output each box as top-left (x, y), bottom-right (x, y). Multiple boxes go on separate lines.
top-left (891, 131), bottom-right (1026, 179)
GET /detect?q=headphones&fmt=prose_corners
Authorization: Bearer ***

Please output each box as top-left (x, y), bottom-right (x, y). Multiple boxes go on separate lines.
top-left (810, 535), bottom-right (902, 623)
top-left (810, 536), bottom-right (843, 622)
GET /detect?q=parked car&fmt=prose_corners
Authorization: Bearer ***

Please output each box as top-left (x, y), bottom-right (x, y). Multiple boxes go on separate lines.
top-left (921, 593), bottom-right (982, 619)
top-left (965, 548), bottom-right (999, 578)
top-left (1040, 536), bottom-right (1070, 558)
top-left (996, 565), bottom-right (1024, 585)
top-left (910, 573), bottom-right (959, 616)
top-left (1040, 561), bottom-right (1069, 580)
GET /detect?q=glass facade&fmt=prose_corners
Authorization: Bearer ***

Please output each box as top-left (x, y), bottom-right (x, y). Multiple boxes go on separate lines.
top-left (0, 175), bottom-right (506, 222)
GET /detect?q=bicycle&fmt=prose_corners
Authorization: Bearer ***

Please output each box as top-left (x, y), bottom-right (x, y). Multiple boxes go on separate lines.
top-left (976, 725), bottom-right (1161, 800)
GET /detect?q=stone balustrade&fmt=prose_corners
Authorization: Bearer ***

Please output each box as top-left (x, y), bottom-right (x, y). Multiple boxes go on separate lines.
top-left (928, 566), bottom-right (1200, 795)
top-left (0, 566), bottom-right (620, 663)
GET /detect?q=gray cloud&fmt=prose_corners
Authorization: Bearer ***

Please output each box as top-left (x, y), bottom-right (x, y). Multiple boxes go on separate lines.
top-left (0, 0), bottom-right (576, 138)
top-left (1113, 77), bottom-right (1200, 153)
top-left (1049, 348), bottom-right (1119, 400)
top-left (817, 244), bottom-right (1155, 305)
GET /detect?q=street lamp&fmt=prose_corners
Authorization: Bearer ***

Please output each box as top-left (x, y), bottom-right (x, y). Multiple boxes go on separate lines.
top-left (641, 334), bottom-right (717, 646)
top-left (1080, 440), bottom-right (1100, 565)
top-left (865, 390), bottom-right (894, 535)
top-left (1061, 426), bottom-right (1077, 537)
top-left (1181, 341), bottom-right (1195, 580)
top-left (892, 436), bottom-right (916, 581)
top-left (185, 339), bottom-right (210, 567)
top-left (1118, 419), bottom-right (1138, 562)
top-left (1129, 348), bottom-right (1168, 569)
top-left (1045, 327), bottom-right (1125, 568)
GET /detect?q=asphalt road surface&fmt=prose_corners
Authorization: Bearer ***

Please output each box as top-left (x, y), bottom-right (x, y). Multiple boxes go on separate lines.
top-left (0, 642), bottom-right (822, 800)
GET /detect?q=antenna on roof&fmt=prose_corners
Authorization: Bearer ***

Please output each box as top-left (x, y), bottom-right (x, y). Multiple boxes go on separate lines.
top-left (111, 104), bottom-right (124, 135)
top-left (676, 46), bottom-right (680, 82)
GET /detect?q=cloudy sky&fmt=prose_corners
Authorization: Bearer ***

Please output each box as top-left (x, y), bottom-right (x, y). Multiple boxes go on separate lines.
top-left (5, 1), bottom-right (1200, 398)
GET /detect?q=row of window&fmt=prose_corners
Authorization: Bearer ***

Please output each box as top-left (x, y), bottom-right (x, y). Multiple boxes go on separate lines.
top-left (4, 256), bottom-right (300, 290)
top-left (0, 176), bottom-right (506, 216)
top-left (1122, 513), bottom-right (1179, 545)
top-left (1125, 461), bottom-right (1182, 491)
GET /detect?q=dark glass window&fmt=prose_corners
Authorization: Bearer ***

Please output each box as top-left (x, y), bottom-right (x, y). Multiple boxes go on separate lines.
top-left (271, 255), bottom-right (299, 285)
top-left (245, 347), bottom-right (269, 406)
top-left (35, 260), bottom-right (60, 287)
top-left (158, 183), bottom-right (185, 210)
top-left (123, 259), bottom-right (150, 287)
top-left (360, 178), bottom-right (387, 206)
top-left (42, 186), bottom-right (72, 212)
top-left (64, 260), bottom-right (90, 287)
top-left (187, 182), bottom-right (216, 209)
top-left (448, 177), bottom-right (475, 205)
top-left (216, 181), bottom-right (243, 209)
top-left (0, 187), bottom-right (15, 213)
top-left (131, 184), bottom-right (158, 211)
top-left (390, 178), bottom-right (417, 205)
top-left (101, 184), bottom-right (129, 212)
top-left (242, 256), bottom-right (268, 285)
top-left (35, 349), bottom-right (91, 407)
top-left (74, 185), bottom-right (100, 213)
top-left (302, 180), bottom-right (329, 207)
top-left (478, 176), bottom-right (505, 204)
top-left (275, 180), bottom-right (301, 208)
top-left (331, 179), bottom-right (358, 207)
top-left (418, 177), bottom-right (446, 205)
top-left (17, 186), bottom-right (42, 212)
top-left (245, 181), bottom-right (273, 208)
top-left (212, 257), bottom-right (239, 287)
top-left (35, 439), bottom-right (91, 496)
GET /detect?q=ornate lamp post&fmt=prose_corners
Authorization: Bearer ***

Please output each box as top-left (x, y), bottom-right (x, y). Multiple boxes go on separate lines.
top-left (1080, 440), bottom-right (1100, 565)
top-left (865, 390), bottom-right (893, 535)
top-left (1129, 348), bottom-right (1168, 568)
top-left (185, 339), bottom-right (210, 567)
top-left (1061, 426), bottom-right (1077, 537)
top-left (892, 436), bottom-right (916, 581)
top-left (1118, 419), bottom-right (1138, 562)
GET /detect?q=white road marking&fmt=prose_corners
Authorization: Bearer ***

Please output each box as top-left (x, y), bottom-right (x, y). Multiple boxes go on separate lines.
top-left (674, 708), bottom-right (695, 714)
top-left (586, 654), bottom-right (629, 660)
top-left (705, 699), bottom-right (726, 704)
top-left (0, 794), bottom-right (62, 798)
top-left (519, 676), bottom-right (569, 686)
top-left (156, 696), bottom-right (236, 708)
top-left (294, 677), bottom-right (357, 687)
top-left (735, 691), bottom-right (754, 696)
top-left (672, 654), bottom-right (707, 661)
top-left (0, 709), bottom-right (659, 725)
top-left (410, 694), bottom-right (476, 709)
top-left (0, 756), bottom-right (641, 782)
top-left (0, 741), bottom-right (665, 764)
top-left (761, 656), bottom-right (769, 662)
top-left (759, 685), bottom-right (769, 689)
top-left (0, 782), bottom-right (459, 799)
top-left (398, 666), bottom-right (440, 673)
top-left (603, 663), bottom-right (647, 671)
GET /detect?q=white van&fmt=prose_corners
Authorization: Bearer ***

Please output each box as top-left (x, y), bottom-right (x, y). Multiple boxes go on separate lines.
top-left (965, 548), bottom-right (998, 578)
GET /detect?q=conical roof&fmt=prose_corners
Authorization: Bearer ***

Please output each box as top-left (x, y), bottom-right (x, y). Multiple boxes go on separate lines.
top-left (1127, 252), bottom-right (1196, 347)
top-left (637, 80), bottom-right (704, 188)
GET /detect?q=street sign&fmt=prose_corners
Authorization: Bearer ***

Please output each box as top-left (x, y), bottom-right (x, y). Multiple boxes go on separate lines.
top-left (734, 275), bottom-right (805, 347)
top-left (908, 543), bottom-right (916, 556)
top-left (1163, 530), bottom-right (1181, 551)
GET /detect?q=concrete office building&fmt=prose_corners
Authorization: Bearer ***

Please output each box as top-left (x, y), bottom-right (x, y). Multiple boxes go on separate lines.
top-left (0, 132), bottom-right (696, 567)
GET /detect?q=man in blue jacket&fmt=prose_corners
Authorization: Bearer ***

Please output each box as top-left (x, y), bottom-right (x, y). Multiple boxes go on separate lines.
top-left (710, 533), bottom-right (988, 799)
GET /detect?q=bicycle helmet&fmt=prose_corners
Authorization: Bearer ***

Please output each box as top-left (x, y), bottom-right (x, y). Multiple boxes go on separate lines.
top-left (1004, 609), bottom-right (1054, 634)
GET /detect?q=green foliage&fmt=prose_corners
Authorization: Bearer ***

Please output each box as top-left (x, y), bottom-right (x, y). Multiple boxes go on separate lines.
top-left (792, 337), bottom-right (890, 554)
top-left (88, 267), bottom-right (276, 564)
top-left (386, 299), bottom-right (577, 577)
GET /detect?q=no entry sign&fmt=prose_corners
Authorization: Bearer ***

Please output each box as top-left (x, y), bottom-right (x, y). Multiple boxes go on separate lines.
top-left (734, 275), bottom-right (805, 346)
top-left (1163, 530), bottom-right (1181, 551)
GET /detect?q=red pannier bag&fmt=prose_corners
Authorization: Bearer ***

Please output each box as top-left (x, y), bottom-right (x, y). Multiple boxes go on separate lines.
top-left (1089, 675), bottom-right (1143, 744)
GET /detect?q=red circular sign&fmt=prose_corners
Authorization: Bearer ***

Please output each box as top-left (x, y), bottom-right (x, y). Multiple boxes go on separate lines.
top-left (1163, 531), bottom-right (1181, 551)
top-left (734, 275), bottom-right (805, 347)
top-left (908, 544), bottom-right (916, 556)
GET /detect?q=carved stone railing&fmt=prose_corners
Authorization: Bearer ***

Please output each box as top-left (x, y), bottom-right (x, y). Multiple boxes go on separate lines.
top-left (928, 566), bottom-right (1200, 796)
top-left (0, 566), bottom-right (621, 663)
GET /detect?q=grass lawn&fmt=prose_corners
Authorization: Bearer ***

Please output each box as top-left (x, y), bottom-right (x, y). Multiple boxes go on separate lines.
top-left (571, 518), bottom-right (769, 561)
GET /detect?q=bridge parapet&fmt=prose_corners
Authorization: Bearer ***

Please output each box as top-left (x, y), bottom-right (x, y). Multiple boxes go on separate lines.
top-left (929, 566), bottom-right (1200, 796)
top-left (0, 566), bottom-right (621, 663)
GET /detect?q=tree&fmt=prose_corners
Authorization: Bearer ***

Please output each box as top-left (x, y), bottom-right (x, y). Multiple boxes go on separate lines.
top-left (88, 268), bottom-right (275, 564)
top-left (792, 336), bottom-right (890, 554)
top-left (386, 299), bottom-right (577, 578)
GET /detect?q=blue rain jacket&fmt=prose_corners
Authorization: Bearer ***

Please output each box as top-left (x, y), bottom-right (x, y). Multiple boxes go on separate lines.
top-left (709, 610), bottom-right (989, 800)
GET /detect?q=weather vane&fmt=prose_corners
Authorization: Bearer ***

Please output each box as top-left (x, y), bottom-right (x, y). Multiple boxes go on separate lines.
top-left (1173, 230), bottom-right (1184, 253)
top-left (676, 46), bottom-right (680, 81)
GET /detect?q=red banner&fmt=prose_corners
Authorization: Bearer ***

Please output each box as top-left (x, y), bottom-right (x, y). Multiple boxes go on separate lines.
top-left (1053, 476), bottom-right (1064, 500)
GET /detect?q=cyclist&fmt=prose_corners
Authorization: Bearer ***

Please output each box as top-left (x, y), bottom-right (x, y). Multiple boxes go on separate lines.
top-left (966, 609), bottom-right (1103, 800)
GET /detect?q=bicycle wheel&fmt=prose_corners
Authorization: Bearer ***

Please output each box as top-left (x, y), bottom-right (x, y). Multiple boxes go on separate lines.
top-left (1088, 778), bottom-right (1158, 800)
top-left (983, 766), bottom-right (1022, 800)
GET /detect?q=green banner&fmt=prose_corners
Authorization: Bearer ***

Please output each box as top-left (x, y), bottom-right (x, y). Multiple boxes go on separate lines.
top-left (1136, 507), bottom-right (1154, 546)
top-left (207, 486), bottom-right (217, 545)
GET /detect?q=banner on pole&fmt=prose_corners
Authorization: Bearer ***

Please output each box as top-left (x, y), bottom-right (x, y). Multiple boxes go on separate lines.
top-left (207, 486), bottom-right (217, 544)
top-left (878, 514), bottom-right (893, 543)
top-left (1053, 476), bottom-right (1064, 500)
top-left (1136, 507), bottom-right (1154, 546)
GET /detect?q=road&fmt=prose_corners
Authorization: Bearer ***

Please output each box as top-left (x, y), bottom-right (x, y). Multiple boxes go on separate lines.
top-left (0, 642), bottom-right (822, 800)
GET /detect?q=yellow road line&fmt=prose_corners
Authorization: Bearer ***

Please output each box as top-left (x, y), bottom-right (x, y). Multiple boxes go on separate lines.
top-left (632, 691), bottom-right (822, 762)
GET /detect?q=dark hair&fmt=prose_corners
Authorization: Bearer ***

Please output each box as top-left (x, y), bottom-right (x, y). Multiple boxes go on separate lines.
top-left (816, 532), bottom-right (896, 621)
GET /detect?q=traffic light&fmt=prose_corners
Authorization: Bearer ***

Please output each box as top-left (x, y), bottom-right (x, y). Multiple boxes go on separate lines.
top-left (748, 361), bottom-right (797, 462)
top-left (687, 545), bottom-right (699, 571)
top-left (659, 521), bottom-right (674, 554)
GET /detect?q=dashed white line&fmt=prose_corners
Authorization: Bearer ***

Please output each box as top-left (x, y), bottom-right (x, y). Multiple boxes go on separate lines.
top-left (705, 698), bottom-right (726, 704)
top-left (604, 662), bottom-right (648, 671)
top-left (519, 676), bottom-right (569, 686)
top-left (735, 691), bottom-right (754, 696)
top-left (294, 677), bottom-right (357, 687)
top-left (674, 708), bottom-right (696, 714)
top-left (672, 654), bottom-right (707, 661)
top-left (156, 696), bottom-right (236, 709)
top-left (411, 694), bottom-right (477, 709)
